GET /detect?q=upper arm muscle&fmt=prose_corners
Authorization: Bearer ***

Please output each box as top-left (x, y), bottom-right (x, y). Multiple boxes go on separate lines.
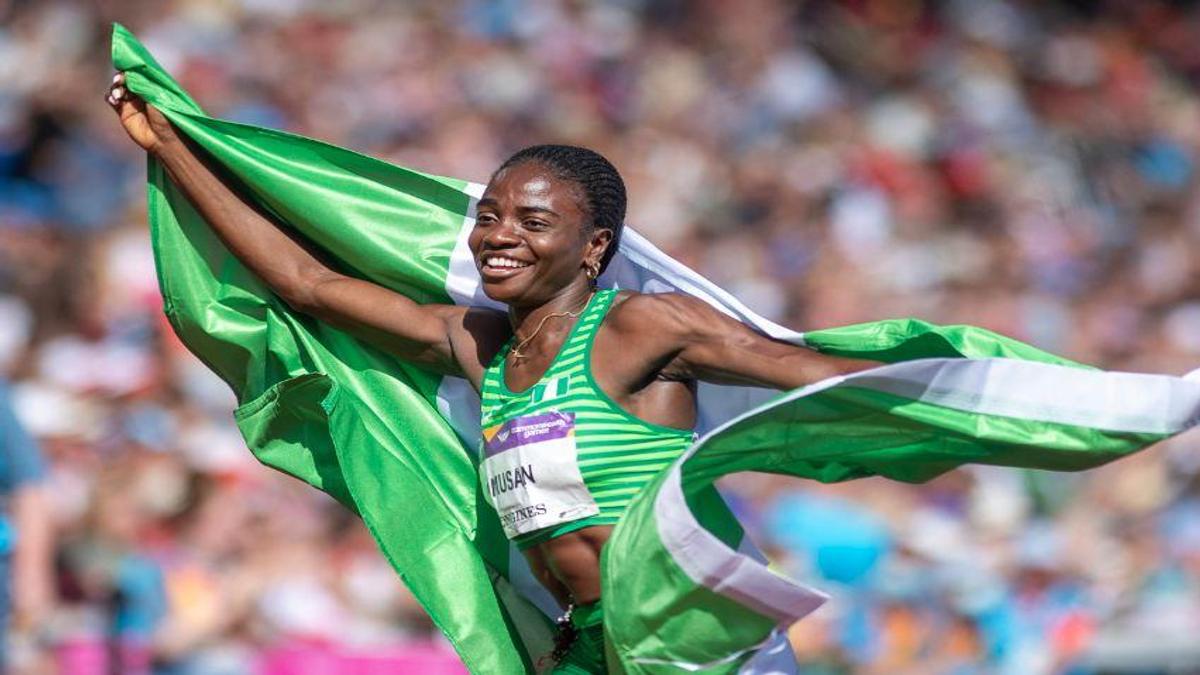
top-left (299, 273), bottom-right (502, 383)
top-left (626, 293), bottom-right (876, 390)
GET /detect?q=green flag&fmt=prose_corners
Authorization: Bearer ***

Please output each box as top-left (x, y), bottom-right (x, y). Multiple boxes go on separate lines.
top-left (113, 24), bottom-right (1200, 674)
top-left (112, 24), bottom-right (553, 674)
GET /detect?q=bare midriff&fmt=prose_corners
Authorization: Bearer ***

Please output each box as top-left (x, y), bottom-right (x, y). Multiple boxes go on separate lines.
top-left (523, 524), bottom-right (614, 606)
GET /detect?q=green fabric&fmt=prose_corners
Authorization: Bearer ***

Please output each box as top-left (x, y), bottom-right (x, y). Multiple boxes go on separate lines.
top-left (112, 22), bottom-right (1200, 675)
top-left (111, 23), bottom-right (550, 674)
top-left (801, 317), bottom-right (1089, 368)
top-left (602, 331), bottom-right (1195, 672)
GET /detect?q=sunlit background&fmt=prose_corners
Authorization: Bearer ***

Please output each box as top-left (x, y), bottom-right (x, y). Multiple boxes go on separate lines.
top-left (3, 0), bottom-right (1200, 672)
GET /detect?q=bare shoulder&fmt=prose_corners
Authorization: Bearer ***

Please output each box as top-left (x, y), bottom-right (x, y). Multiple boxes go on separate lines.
top-left (446, 306), bottom-right (511, 375)
top-left (452, 305), bottom-right (510, 350)
top-left (607, 290), bottom-right (719, 335)
top-left (456, 304), bottom-right (508, 333)
top-left (600, 290), bottom-right (742, 383)
top-left (605, 290), bottom-right (722, 346)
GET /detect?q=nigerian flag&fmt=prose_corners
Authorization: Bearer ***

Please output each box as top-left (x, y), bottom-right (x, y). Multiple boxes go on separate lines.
top-left (113, 24), bottom-right (1200, 675)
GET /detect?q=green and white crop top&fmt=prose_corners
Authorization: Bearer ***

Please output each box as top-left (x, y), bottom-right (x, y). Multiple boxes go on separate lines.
top-left (478, 289), bottom-right (695, 549)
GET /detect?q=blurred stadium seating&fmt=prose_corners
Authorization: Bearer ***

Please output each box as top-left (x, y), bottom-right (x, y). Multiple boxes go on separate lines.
top-left (2, 1), bottom-right (1199, 672)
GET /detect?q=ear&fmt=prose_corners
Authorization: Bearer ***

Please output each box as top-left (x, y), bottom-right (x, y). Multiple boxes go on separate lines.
top-left (583, 228), bottom-right (613, 271)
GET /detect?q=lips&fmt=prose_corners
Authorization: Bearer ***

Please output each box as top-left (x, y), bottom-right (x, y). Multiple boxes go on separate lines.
top-left (479, 254), bottom-right (534, 280)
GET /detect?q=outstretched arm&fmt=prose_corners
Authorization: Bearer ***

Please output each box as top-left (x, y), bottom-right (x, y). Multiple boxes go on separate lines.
top-left (623, 293), bottom-right (880, 390)
top-left (106, 74), bottom-right (499, 383)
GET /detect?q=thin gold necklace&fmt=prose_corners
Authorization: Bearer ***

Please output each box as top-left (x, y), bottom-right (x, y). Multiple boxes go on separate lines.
top-left (509, 292), bottom-right (594, 360)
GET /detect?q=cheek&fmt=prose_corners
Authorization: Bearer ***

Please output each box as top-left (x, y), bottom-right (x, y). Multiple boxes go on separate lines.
top-left (467, 226), bottom-right (483, 253)
top-left (526, 233), bottom-right (569, 262)
top-left (533, 237), bottom-right (586, 276)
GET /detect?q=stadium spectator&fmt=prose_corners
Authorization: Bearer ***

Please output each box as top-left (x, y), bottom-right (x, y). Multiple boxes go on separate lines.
top-left (0, 379), bottom-right (52, 670)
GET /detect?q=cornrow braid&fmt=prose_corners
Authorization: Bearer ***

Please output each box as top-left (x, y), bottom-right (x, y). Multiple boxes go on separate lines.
top-left (495, 144), bottom-right (626, 275)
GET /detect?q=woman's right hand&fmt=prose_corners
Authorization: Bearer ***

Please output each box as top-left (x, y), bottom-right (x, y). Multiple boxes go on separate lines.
top-left (106, 72), bottom-right (178, 154)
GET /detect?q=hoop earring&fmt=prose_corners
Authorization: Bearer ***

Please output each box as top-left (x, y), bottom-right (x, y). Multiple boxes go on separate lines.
top-left (586, 261), bottom-right (600, 280)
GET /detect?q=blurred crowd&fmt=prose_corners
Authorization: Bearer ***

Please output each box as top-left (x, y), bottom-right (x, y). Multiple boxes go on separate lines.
top-left (3, 0), bottom-right (1200, 672)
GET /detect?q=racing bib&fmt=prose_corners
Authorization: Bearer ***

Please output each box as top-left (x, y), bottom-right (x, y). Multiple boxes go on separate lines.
top-left (481, 411), bottom-right (599, 539)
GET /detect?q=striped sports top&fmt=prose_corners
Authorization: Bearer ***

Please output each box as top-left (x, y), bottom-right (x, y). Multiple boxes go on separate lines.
top-left (479, 289), bottom-right (695, 549)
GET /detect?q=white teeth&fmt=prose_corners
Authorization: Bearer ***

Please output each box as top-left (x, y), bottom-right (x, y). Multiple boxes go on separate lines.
top-left (486, 257), bottom-right (530, 269)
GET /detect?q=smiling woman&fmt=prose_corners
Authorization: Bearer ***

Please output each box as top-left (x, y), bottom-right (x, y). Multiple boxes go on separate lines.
top-left (471, 146), bottom-right (620, 303)
top-left (106, 73), bottom-right (879, 674)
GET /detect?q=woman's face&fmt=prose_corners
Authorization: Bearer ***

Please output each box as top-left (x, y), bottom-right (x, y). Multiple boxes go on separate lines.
top-left (469, 161), bottom-right (609, 306)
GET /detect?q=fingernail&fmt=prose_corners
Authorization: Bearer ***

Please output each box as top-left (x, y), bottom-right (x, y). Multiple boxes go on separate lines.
top-left (113, 87), bottom-right (124, 98)
top-left (112, 73), bottom-right (121, 83)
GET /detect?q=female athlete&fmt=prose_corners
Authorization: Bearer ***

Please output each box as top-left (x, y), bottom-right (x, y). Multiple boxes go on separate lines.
top-left (107, 73), bottom-right (877, 673)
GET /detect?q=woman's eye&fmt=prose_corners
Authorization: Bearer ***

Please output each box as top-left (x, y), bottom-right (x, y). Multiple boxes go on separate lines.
top-left (476, 214), bottom-right (497, 224)
top-left (524, 220), bottom-right (548, 230)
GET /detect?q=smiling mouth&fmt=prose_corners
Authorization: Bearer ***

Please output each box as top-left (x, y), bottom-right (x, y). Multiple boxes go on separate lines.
top-left (480, 255), bottom-right (533, 278)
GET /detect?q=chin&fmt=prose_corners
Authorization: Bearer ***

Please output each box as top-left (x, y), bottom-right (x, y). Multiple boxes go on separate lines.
top-left (479, 277), bottom-right (531, 306)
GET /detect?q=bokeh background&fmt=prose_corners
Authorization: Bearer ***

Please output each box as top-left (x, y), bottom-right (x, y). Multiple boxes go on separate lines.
top-left (3, 0), bottom-right (1200, 673)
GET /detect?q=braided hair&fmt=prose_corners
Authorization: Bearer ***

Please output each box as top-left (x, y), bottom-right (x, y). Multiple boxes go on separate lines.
top-left (494, 144), bottom-right (626, 274)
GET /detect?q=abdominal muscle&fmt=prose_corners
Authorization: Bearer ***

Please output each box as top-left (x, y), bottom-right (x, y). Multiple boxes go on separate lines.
top-left (523, 524), bottom-right (614, 607)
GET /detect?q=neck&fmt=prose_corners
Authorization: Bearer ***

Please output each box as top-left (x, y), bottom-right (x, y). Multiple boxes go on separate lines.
top-left (508, 280), bottom-right (594, 341)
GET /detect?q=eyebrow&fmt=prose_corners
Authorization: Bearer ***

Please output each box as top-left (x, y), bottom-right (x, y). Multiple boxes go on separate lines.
top-left (476, 199), bottom-right (560, 218)
top-left (517, 205), bottom-right (560, 217)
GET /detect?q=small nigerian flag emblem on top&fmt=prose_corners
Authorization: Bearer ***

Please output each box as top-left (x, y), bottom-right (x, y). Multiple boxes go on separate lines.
top-left (531, 377), bottom-right (569, 404)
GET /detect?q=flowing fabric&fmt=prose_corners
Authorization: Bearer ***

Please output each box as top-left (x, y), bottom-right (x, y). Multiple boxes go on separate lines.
top-left (113, 24), bottom-right (1200, 674)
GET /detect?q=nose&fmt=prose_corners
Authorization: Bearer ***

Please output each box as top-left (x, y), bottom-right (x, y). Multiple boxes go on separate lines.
top-left (481, 218), bottom-right (521, 249)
